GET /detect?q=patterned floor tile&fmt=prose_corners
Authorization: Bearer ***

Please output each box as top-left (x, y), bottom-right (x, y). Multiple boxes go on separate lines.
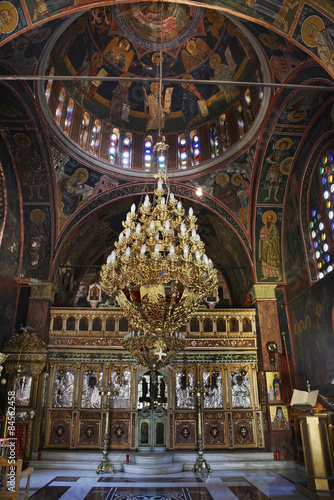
top-left (229, 485), bottom-right (271, 500)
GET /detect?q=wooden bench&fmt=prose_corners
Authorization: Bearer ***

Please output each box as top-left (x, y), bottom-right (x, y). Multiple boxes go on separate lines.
top-left (0, 457), bottom-right (33, 499)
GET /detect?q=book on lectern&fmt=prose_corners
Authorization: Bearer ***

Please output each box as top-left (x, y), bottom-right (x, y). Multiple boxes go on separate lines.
top-left (289, 389), bottom-right (319, 410)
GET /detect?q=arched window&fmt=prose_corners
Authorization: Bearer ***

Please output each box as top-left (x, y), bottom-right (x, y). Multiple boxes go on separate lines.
top-left (79, 317), bottom-right (89, 331)
top-left (209, 122), bottom-right (219, 158)
top-left (220, 113), bottom-right (230, 151)
top-left (190, 130), bottom-right (200, 166)
top-left (63, 98), bottom-right (74, 136)
top-left (244, 89), bottom-right (254, 129)
top-left (90, 118), bottom-right (102, 156)
top-left (310, 150), bottom-right (334, 279)
top-left (203, 318), bottom-right (213, 333)
top-left (258, 86), bottom-right (264, 101)
top-left (122, 132), bottom-right (132, 168)
top-left (55, 87), bottom-right (66, 126)
top-left (320, 152), bottom-right (334, 228)
top-left (45, 66), bottom-right (54, 103)
top-left (157, 134), bottom-right (167, 170)
top-left (92, 317), bottom-right (102, 331)
top-left (66, 316), bottom-right (76, 331)
top-left (217, 318), bottom-right (226, 332)
top-left (109, 128), bottom-right (120, 164)
top-left (79, 111), bottom-right (90, 150)
top-left (106, 317), bottom-right (115, 332)
top-left (190, 318), bottom-right (200, 332)
top-left (53, 316), bottom-right (63, 331)
top-left (144, 135), bottom-right (153, 170)
top-left (236, 100), bottom-right (245, 138)
top-left (119, 317), bottom-right (128, 332)
top-left (178, 133), bottom-right (187, 169)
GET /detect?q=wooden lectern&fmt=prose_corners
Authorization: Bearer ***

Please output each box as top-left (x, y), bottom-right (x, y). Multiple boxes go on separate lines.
top-left (291, 389), bottom-right (334, 493)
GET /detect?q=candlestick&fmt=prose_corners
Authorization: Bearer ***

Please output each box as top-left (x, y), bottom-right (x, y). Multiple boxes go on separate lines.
top-left (188, 368), bottom-right (211, 477)
top-left (96, 374), bottom-right (120, 474)
top-left (3, 410), bottom-right (8, 440)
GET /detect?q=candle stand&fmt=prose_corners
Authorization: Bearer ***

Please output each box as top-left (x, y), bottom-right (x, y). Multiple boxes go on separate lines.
top-left (187, 366), bottom-right (212, 476)
top-left (96, 369), bottom-right (119, 474)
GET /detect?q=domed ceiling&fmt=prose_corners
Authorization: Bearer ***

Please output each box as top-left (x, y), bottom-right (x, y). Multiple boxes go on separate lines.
top-left (1, 0), bottom-right (333, 313)
top-left (46, 3), bottom-right (265, 134)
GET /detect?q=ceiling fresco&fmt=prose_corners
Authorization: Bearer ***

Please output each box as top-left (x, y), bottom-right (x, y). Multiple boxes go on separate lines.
top-left (48, 5), bottom-right (262, 132)
top-left (0, 0), bottom-right (334, 308)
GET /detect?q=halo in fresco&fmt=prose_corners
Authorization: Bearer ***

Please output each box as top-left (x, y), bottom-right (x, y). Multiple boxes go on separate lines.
top-left (216, 172), bottom-right (229, 184)
top-left (0, 2), bottom-right (18, 34)
top-left (262, 210), bottom-right (277, 225)
top-left (276, 138), bottom-right (292, 149)
top-left (232, 174), bottom-right (243, 186)
top-left (30, 208), bottom-right (45, 223)
top-left (14, 133), bottom-right (31, 147)
top-left (73, 168), bottom-right (89, 183)
top-left (301, 16), bottom-right (324, 48)
top-left (288, 110), bottom-right (307, 122)
top-left (30, 26), bottom-right (51, 44)
top-left (259, 33), bottom-right (279, 49)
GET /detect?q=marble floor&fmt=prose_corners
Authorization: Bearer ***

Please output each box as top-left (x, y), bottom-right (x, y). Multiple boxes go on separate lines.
top-left (25, 467), bottom-right (313, 500)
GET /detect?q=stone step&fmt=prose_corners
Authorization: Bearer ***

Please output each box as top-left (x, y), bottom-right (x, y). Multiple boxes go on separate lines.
top-left (28, 450), bottom-right (295, 471)
top-left (132, 454), bottom-right (175, 465)
top-left (123, 463), bottom-right (184, 475)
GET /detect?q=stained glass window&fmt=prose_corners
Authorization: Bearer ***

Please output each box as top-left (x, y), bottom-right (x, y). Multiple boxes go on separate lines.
top-left (63, 98), bottom-right (74, 135)
top-left (244, 89), bottom-right (254, 128)
top-left (90, 118), bottom-right (101, 156)
top-left (79, 112), bottom-right (90, 150)
top-left (122, 132), bottom-right (132, 168)
top-left (144, 135), bottom-right (153, 170)
top-left (236, 100), bottom-right (245, 138)
top-left (310, 150), bottom-right (334, 279)
top-left (190, 130), bottom-right (200, 166)
top-left (45, 66), bottom-right (54, 103)
top-left (220, 113), bottom-right (230, 151)
top-left (157, 134), bottom-right (167, 170)
top-left (178, 133), bottom-right (187, 169)
top-left (109, 128), bottom-right (120, 164)
top-left (210, 122), bottom-right (219, 158)
top-left (55, 87), bottom-right (66, 126)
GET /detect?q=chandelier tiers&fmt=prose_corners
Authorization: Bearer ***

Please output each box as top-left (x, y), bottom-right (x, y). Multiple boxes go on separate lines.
top-left (100, 170), bottom-right (218, 367)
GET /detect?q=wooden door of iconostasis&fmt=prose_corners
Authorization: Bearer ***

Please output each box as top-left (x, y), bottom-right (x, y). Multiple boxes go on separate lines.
top-left (137, 370), bottom-right (167, 450)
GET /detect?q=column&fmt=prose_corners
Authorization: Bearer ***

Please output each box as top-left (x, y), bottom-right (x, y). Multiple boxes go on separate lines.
top-left (249, 284), bottom-right (281, 371)
top-left (26, 283), bottom-right (57, 345)
top-left (249, 284), bottom-right (292, 455)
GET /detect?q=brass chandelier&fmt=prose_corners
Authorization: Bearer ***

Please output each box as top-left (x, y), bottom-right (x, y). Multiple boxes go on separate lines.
top-left (99, 0), bottom-right (217, 369)
top-left (100, 168), bottom-right (218, 369)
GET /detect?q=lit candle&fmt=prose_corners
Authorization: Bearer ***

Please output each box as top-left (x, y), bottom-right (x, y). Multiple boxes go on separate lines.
top-left (210, 366), bottom-right (212, 385)
top-left (108, 364), bottom-right (111, 381)
top-left (3, 410), bottom-right (8, 440)
top-left (186, 366), bottom-right (188, 385)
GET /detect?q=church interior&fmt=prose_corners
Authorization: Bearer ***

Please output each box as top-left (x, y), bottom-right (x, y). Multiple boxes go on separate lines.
top-left (0, 0), bottom-right (334, 498)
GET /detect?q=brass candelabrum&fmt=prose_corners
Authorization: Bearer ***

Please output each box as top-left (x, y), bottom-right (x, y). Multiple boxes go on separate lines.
top-left (187, 365), bottom-right (212, 477)
top-left (96, 366), bottom-right (120, 474)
